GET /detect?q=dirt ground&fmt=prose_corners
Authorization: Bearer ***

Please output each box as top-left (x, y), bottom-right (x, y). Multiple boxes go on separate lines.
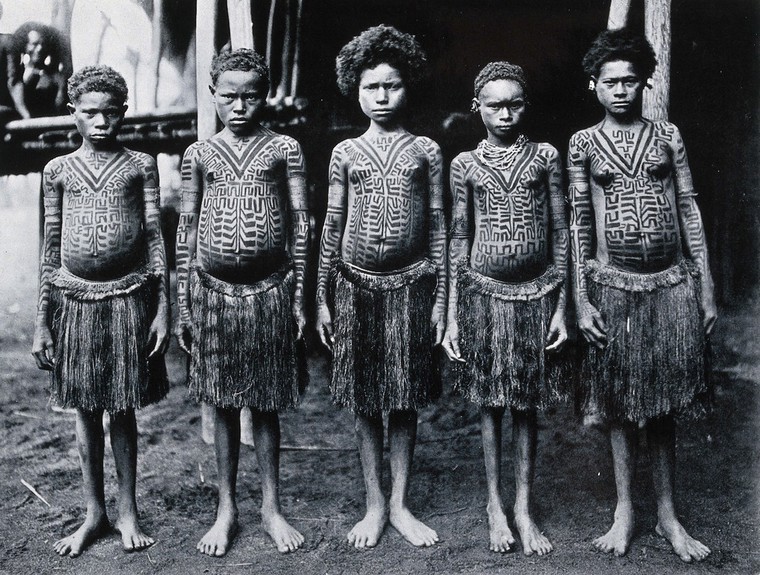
top-left (0, 177), bottom-right (758, 575)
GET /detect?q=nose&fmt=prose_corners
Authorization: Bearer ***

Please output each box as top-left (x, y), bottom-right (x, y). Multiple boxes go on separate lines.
top-left (375, 87), bottom-right (389, 103)
top-left (93, 113), bottom-right (108, 127)
top-left (232, 97), bottom-right (246, 113)
top-left (499, 107), bottom-right (512, 121)
top-left (613, 82), bottom-right (627, 96)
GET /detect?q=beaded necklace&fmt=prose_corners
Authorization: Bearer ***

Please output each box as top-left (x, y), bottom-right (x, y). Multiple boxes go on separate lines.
top-left (475, 134), bottom-right (528, 171)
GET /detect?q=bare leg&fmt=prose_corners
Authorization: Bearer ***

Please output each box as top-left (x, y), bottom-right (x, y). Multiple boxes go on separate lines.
top-left (481, 406), bottom-right (515, 553)
top-left (197, 407), bottom-right (240, 557)
top-left (649, 416), bottom-right (710, 562)
top-left (593, 421), bottom-right (637, 556)
top-left (110, 409), bottom-right (154, 551)
top-left (347, 412), bottom-right (387, 549)
top-left (251, 409), bottom-right (304, 553)
top-left (512, 408), bottom-right (553, 556)
top-left (53, 409), bottom-right (110, 557)
top-left (388, 410), bottom-right (438, 547)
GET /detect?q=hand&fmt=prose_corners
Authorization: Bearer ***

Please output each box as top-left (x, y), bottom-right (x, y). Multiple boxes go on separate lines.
top-left (148, 312), bottom-right (170, 357)
top-left (175, 322), bottom-right (193, 355)
top-left (316, 305), bottom-right (334, 352)
top-left (292, 305), bottom-right (307, 342)
top-left (702, 296), bottom-right (718, 336)
top-left (430, 309), bottom-right (445, 346)
top-left (545, 308), bottom-right (568, 352)
top-left (578, 302), bottom-right (607, 349)
top-left (441, 322), bottom-right (465, 362)
top-left (32, 325), bottom-right (55, 371)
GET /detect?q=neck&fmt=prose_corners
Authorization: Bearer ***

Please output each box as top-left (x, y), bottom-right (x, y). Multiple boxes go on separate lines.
top-left (223, 123), bottom-right (265, 139)
top-left (486, 132), bottom-right (522, 147)
top-left (603, 111), bottom-right (643, 129)
top-left (366, 120), bottom-right (406, 137)
top-left (81, 139), bottom-right (120, 154)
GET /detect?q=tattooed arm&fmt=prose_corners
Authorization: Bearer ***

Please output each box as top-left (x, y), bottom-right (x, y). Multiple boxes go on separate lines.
top-left (284, 137), bottom-right (310, 341)
top-left (32, 160), bottom-right (63, 370)
top-left (175, 143), bottom-right (203, 354)
top-left (545, 145), bottom-right (569, 352)
top-left (668, 124), bottom-right (717, 334)
top-left (138, 153), bottom-right (170, 356)
top-left (441, 154), bottom-right (471, 362)
top-left (315, 143), bottom-right (348, 351)
top-left (425, 138), bottom-right (447, 346)
top-left (568, 132), bottom-right (607, 349)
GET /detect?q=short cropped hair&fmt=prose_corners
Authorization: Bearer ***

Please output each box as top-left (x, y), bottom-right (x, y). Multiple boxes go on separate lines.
top-left (67, 65), bottom-right (128, 104)
top-left (582, 28), bottom-right (657, 79)
top-left (210, 48), bottom-right (270, 91)
top-left (335, 24), bottom-right (427, 98)
top-left (473, 61), bottom-right (529, 101)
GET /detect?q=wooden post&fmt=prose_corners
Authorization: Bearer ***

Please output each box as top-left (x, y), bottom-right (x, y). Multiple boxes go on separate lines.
top-left (607, 0), bottom-right (632, 30)
top-left (227, 0), bottom-right (255, 49)
top-left (151, 0), bottom-right (164, 109)
top-left (643, 0), bottom-right (671, 121)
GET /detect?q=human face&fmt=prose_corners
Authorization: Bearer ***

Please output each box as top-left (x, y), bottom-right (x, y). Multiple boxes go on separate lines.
top-left (358, 63), bottom-right (407, 126)
top-left (212, 70), bottom-right (268, 135)
top-left (594, 60), bottom-right (644, 119)
top-left (67, 91), bottom-right (127, 148)
top-left (25, 30), bottom-right (46, 66)
top-left (476, 79), bottom-right (526, 145)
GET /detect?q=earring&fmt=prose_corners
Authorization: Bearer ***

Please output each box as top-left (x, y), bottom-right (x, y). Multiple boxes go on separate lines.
top-left (646, 79), bottom-right (653, 89)
top-left (470, 99), bottom-right (480, 113)
top-left (588, 79), bottom-right (596, 91)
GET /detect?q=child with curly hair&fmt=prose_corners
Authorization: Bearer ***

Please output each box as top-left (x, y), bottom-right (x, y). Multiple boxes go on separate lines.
top-left (568, 29), bottom-right (716, 562)
top-left (32, 65), bottom-right (170, 557)
top-left (175, 48), bottom-right (309, 556)
top-left (316, 25), bottom-right (446, 549)
top-left (442, 61), bottom-right (569, 556)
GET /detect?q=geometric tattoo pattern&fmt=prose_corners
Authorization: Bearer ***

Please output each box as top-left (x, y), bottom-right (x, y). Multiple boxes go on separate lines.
top-left (568, 119), bottom-right (711, 311)
top-left (449, 141), bottom-right (567, 280)
top-left (316, 131), bottom-right (446, 315)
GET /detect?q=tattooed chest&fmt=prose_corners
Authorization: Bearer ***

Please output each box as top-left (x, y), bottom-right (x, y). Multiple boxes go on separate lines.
top-left (588, 151), bottom-right (680, 271)
top-left (470, 171), bottom-right (549, 279)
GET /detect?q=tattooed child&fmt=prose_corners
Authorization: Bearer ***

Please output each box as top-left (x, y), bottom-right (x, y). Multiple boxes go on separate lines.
top-left (175, 48), bottom-right (308, 556)
top-left (568, 29), bottom-right (716, 562)
top-left (441, 62), bottom-right (569, 556)
top-left (315, 25), bottom-right (446, 549)
top-left (32, 65), bottom-right (169, 557)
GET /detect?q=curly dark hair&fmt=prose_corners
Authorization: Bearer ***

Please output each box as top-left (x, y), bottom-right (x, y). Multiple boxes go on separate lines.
top-left (335, 24), bottom-right (427, 97)
top-left (67, 65), bottom-right (128, 104)
top-left (13, 22), bottom-right (64, 72)
top-left (473, 61), bottom-right (529, 100)
top-left (210, 48), bottom-right (270, 91)
top-left (582, 28), bottom-right (657, 79)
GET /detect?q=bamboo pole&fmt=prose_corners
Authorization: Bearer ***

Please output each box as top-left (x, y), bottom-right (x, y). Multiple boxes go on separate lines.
top-left (196, 0), bottom-right (218, 140)
top-left (643, 0), bottom-right (671, 121)
top-left (227, 0), bottom-right (255, 49)
top-left (607, 0), bottom-right (632, 30)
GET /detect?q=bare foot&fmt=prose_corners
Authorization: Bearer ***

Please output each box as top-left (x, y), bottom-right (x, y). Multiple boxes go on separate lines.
top-left (486, 504), bottom-right (515, 553)
top-left (197, 513), bottom-right (238, 557)
top-left (389, 506), bottom-right (438, 547)
top-left (656, 519), bottom-right (711, 562)
top-left (115, 515), bottom-right (155, 552)
top-left (347, 506), bottom-right (387, 549)
top-left (514, 511), bottom-right (553, 556)
top-left (593, 506), bottom-right (634, 557)
top-left (262, 511), bottom-right (304, 553)
top-left (53, 513), bottom-right (109, 557)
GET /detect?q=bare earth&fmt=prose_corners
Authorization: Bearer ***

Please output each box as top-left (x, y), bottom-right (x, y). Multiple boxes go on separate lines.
top-left (1, 178), bottom-right (758, 575)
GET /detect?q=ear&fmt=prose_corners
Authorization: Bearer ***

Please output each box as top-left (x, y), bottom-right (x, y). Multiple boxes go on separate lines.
top-left (470, 98), bottom-right (480, 114)
top-left (208, 84), bottom-right (216, 97)
top-left (121, 103), bottom-right (128, 115)
top-left (66, 102), bottom-right (75, 115)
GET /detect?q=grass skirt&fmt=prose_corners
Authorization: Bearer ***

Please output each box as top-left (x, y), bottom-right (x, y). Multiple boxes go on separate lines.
top-left (188, 263), bottom-right (306, 410)
top-left (329, 259), bottom-right (441, 415)
top-left (452, 264), bottom-right (571, 410)
top-left (49, 267), bottom-right (168, 412)
top-left (579, 259), bottom-right (707, 422)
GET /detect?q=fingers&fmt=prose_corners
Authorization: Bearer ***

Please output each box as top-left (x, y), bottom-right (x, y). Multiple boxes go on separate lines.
top-left (545, 327), bottom-right (568, 352)
top-left (434, 320), bottom-right (445, 346)
top-left (33, 349), bottom-right (55, 371)
top-left (318, 321), bottom-right (333, 352)
top-left (580, 311), bottom-right (607, 349)
top-left (175, 325), bottom-right (192, 355)
top-left (704, 313), bottom-right (717, 336)
top-left (441, 334), bottom-right (465, 363)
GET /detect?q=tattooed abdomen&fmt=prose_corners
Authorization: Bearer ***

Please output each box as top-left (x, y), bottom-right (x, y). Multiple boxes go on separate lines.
top-left (339, 135), bottom-right (430, 271)
top-left (59, 155), bottom-right (146, 280)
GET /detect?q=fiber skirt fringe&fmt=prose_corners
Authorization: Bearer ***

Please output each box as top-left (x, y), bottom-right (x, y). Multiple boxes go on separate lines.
top-left (452, 264), bottom-right (570, 410)
top-left (329, 259), bottom-right (441, 415)
top-left (49, 267), bottom-right (168, 412)
top-left (579, 259), bottom-right (707, 422)
top-left (189, 264), bottom-right (306, 410)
